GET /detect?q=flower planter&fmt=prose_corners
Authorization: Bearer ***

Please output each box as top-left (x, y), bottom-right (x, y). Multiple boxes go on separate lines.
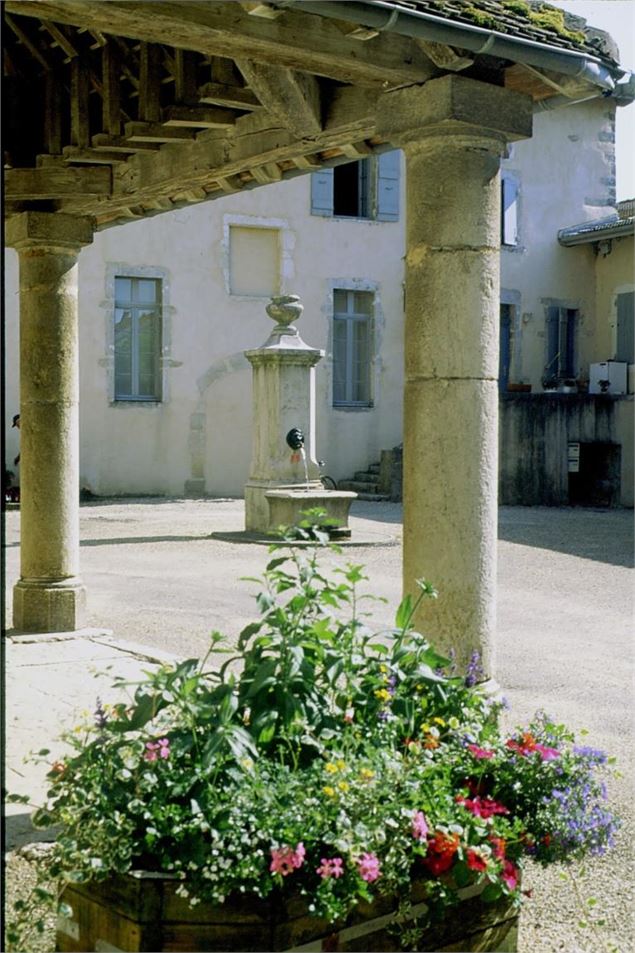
top-left (56, 872), bottom-right (518, 953)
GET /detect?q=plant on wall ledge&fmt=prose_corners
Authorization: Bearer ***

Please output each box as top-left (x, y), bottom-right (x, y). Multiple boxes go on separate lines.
top-left (6, 519), bottom-right (619, 951)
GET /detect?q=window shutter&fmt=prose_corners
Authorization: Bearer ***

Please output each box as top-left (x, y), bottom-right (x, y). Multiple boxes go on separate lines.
top-left (616, 291), bottom-right (634, 363)
top-left (311, 168), bottom-right (334, 217)
top-left (376, 150), bottom-right (400, 222)
top-left (545, 306), bottom-right (560, 376)
top-left (502, 176), bottom-right (519, 245)
top-left (564, 309), bottom-right (576, 378)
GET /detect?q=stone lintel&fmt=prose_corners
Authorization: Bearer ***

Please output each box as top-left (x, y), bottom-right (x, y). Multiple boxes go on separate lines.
top-left (5, 212), bottom-right (95, 251)
top-left (378, 74), bottom-right (533, 148)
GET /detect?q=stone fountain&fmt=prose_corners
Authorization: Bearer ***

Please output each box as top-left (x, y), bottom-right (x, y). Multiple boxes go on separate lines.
top-left (244, 295), bottom-right (356, 537)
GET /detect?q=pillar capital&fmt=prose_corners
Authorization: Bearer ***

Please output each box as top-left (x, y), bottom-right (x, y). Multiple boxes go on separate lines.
top-left (378, 74), bottom-right (532, 151)
top-left (5, 212), bottom-right (94, 251)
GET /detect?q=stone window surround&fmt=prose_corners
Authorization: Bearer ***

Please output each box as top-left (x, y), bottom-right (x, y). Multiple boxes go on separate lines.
top-left (221, 213), bottom-right (295, 299)
top-left (323, 278), bottom-right (382, 413)
top-left (101, 263), bottom-right (179, 407)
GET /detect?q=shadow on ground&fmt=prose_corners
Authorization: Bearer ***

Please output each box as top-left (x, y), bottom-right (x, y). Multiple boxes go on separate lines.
top-left (498, 505), bottom-right (634, 568)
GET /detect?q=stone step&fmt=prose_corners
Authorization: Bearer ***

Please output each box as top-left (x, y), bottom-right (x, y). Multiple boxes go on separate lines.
top-left (354, 492), bottom-right (392, 502)
top-left (353, 471), bottom-right (381, 484)
top-left (339, 480), bottom-right (381, 494)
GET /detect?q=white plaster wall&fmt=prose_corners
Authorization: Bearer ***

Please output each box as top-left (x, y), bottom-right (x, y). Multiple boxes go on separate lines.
top-left (4, 101), bottom-right (628, 500)
top-left (3, 168), bottom-right (405, 497)
top-left (500, 99), bottom-right (616, 390)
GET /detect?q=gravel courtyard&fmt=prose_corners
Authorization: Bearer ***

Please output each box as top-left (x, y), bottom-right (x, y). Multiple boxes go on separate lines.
top-left (4, 499), bottom-right (634, 952)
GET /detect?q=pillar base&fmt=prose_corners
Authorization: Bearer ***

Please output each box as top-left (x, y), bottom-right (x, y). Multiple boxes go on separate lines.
top-left (13, 579), bottom-right (86, 633)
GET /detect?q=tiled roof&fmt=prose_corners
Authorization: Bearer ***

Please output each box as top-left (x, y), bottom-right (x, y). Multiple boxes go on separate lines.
top-left (377, 1), bottom-right (621, 69)
top-left (558, 212), bottom-right (635, 245)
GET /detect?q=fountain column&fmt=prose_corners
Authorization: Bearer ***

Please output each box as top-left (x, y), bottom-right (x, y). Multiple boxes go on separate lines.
top-left (244, 295), bottom-right (355, 535)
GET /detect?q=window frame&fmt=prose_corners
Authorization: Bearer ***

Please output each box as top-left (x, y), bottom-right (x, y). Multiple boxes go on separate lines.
top-left (113, 276), bottom-right (163, 402)
top-left (332, 289), bottom-right (374, 408)
top-left (545, 305), bottom-right (578, 381)
top-left (501, 172), bottom-right (520, 247)
top-left (311, 151), bottom-right (400, 222)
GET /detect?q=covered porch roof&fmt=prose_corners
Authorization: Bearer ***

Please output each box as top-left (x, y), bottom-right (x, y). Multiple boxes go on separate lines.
top-left (4, 0), bottom-right (632, 230)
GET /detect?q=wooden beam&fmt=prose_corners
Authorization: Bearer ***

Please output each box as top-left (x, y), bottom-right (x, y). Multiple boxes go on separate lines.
top-left (416, 39), bottom-right (474, 73)
top-left (139, 41), bottom-right (161, 122)
top-left (174, 48), bottom-right (198, 103)
top-left (70, 57), bottom-right (91, 149)
top-left (249, 162), bottom-right (282, 183)
top-left (197, 82), bottom-right (260, 111)
top-left (4, 1), bottom-right (437, 88)
top-left (6, 165), bottom-right (111, 199)
top-left (340, 140), bottom-right (372, 158)
top-left (292, 154), bottom-right (322, 170)
top-left (5, 12), bottom-right (51, 71)
top-left (40, 19), bottom-right (78, 59)
top-left (162, 104), bottom-right (237, 128)
top-left (102, 41), bottom-right (122, 136)
top-left (44, 71), bottom-right (63, 154)
top-left (236, 59), bottom-right (321, 139)
top-left (63, 146), bottom-right (128, 164)
top-left (91, 134), bottom-right (162, 152)
top-left (239, 2), bottom-right (283, 20)
top-left (124, 121), bottom-right (198, 142)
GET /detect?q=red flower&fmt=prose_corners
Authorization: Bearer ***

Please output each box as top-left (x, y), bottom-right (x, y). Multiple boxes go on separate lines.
top-left (455, 795), bottom-right (509, 819)
top-left (466, 848), bottom-right (488, 872)
top-left (422, 832), bottom-right (460, 876)
top-left (506, 733), bottom-right (560, 760)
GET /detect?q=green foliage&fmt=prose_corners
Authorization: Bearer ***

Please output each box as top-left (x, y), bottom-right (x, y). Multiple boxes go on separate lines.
top-left (5, 524), bottom-right (619, 949)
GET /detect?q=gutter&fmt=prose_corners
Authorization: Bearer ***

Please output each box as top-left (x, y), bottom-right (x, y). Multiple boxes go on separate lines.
top-left (558, 219), bottom-right (635, 246)
top-left (273, 0), bottom-right (632, 99)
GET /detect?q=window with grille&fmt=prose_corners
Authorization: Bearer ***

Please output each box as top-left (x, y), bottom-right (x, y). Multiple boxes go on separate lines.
top-left (114, 276), bottom-right (162, 401)
top-left (333, 290), bottom-right (373, 407)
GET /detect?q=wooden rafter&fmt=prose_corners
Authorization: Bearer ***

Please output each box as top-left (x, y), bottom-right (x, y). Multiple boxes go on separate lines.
top-left (235, 60), bottom-right (322, 139)
top-left (4, 1), bottom-right (438, 88)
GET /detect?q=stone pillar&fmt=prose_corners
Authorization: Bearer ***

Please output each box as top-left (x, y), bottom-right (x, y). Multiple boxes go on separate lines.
top-left (378, 76), bottom-right (532, 674)
top-left (7, 212), bottom-right (94, 632)
top-left (244, 295), bottom-right (324, 532)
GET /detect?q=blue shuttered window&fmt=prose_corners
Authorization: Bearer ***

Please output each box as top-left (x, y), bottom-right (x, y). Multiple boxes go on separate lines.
top-left (499, 304), bottom-right (512, 391)
top-left (615, 291), bottom-right (634, 363)
top-left (310, 151), bottom-right (400, 221)
top-left (376, 150), bottom-right (400, 221)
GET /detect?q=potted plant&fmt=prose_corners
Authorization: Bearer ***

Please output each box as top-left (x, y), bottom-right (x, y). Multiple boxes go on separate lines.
top-left (7, 523), bottom-right (619, 953)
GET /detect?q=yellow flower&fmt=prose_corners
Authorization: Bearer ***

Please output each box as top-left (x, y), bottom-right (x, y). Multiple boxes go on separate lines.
top-left (336, 759), bottom-right (346, 771)
top-left (421, 722), bottom-right (431, 733)
top-left (434, 717), bottom-right (446, 727)
top-left (379, 664), bottom-right (388, 674)
top-left (337, 781), bottom-right (350, 793)
top-left (360, 768), bottom-right (375, 780)
top-left (325, 762), bottom-right (338, 774)
top-left (448, 716), bottom-right (460, 730)
top-left (323, 786), bottom-right (336, 798)
top-left (374, 688), bottom-right (391, 703)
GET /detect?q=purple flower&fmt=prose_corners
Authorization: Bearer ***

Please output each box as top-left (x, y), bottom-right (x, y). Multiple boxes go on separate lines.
top-left (464, 650), bottom-right (484, 688)
top-left (94, 697), bottom-right (108, 730)
top-left (573, 746), bottom-right (608, 765)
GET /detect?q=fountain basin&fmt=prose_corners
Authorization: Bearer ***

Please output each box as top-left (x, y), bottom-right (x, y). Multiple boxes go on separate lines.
top-left (265, 488), bottom-right (357, 539)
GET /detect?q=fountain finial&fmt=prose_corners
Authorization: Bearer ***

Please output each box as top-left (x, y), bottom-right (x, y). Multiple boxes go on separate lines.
top-left (266, 294), bottom-right (304, 329)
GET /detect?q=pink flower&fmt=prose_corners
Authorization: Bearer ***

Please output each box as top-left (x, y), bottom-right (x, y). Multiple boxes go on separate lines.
top-left (316, 857), bottom-right (344, 879)
top-left (144, 737), bottom-right (170, 761)
top-left (270, 843), bottom-right (305, 877)
top-left (144, 742), bottom-right (158, 762)
top-left (534, 744), bottom-right (561, 761)
top-left (357, 852), bottom-right (381, 882)
top-left (506, 733), bottom-right (560, 761)
top-left (455, 795), bottom-right (509, 819)
top-left (467, 744), bottom-right (495, 760)
top-left (502, 859), bottom-right (519, 891)
top-left (411, 810), bottom-right (429, 841)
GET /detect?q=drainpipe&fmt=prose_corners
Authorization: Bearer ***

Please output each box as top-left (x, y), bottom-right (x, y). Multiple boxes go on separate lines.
top-left (272, 0), bottom-right (630, 97)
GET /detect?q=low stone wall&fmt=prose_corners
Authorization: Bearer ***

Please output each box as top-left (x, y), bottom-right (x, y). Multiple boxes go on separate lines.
top-left (499, 394), bottom-right (634, 507)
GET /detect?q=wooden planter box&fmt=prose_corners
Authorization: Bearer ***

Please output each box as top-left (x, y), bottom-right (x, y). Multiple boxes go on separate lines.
top-left (56, 872), bottom-right (519, 953)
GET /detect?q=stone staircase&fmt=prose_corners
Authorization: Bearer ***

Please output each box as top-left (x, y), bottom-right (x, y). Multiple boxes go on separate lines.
top-left (338, 461), bottom-right (390, 501)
